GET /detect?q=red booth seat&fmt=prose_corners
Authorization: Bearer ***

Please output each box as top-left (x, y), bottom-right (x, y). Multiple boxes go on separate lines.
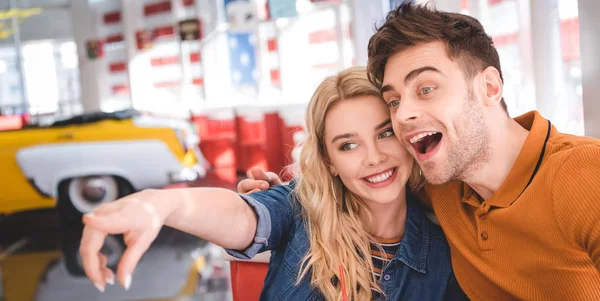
top-left (235, 113), bottom-right (268, 174)
top-left (192, 114), bottom-right (238, 186)
top-left (223, 250), bottom-right (270, 301)
top-left (0, 115), bottom-right (23, 131)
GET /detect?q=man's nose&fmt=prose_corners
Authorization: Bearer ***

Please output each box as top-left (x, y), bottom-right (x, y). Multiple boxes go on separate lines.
top-left (394, 98), bottom-right (422, 123)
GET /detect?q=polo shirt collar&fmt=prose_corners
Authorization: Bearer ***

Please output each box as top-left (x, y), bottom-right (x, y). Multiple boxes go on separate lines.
top-left (462, 110), bottom-right (554, 208)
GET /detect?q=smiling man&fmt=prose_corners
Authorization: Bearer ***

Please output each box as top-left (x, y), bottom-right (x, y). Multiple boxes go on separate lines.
top-left (367, 2), bottom-right (600, 300)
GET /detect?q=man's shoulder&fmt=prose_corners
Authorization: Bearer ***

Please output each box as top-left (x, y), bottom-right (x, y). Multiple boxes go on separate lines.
top-left (544, 134), bottom-right (600, 197)
top-left (546, 136), bottom-right (600, 234)
top-left (541, 134), bottom-right (600, 180)
top-left (535, 135), bottom-right (600, 189)
top-left (546, 133), bottom-right (600, 161)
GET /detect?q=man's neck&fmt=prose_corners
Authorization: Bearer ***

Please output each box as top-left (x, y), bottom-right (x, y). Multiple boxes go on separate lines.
top-left (464, 116), bottom-right (530, 200)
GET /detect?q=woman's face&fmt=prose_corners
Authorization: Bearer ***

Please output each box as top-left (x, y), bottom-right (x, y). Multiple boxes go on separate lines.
top-left (323, 95), bottom-right (413, 206)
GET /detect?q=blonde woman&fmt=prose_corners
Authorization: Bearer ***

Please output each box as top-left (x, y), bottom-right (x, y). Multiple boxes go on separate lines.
top-left (79, 67), bottom-right (467, 300)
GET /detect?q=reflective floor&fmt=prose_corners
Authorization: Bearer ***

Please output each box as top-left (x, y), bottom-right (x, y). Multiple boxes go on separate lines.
top-left (0, 207), bottom-right (233, 301)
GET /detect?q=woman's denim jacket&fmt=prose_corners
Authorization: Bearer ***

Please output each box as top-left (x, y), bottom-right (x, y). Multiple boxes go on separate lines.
top-left (226, 180), bottom-right (468, 300)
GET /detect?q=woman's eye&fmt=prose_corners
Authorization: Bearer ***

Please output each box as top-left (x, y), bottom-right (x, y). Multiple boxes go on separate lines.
top-left (379, 129), bottom-right (395, 139)
top-left (420, 87), bottom-right (434, 95)
top-left (340, 143), bottom-right (358, 151)
top-left (388, 99), bottom-right (400, 108)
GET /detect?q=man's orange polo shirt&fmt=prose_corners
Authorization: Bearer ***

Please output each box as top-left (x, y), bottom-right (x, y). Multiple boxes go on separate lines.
top-left (424, 111), bottom-right (600, 300)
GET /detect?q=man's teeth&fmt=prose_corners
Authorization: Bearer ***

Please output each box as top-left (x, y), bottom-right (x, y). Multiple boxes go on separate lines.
top-left (409, 132), bottom-right (438, 144)
top-left (366, 169), bottom-right (393, 184)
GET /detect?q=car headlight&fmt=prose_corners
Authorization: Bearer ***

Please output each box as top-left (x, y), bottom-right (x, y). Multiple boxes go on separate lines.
top-left (168, 168), bottom-right (199, 183)
top-left (174, 129), bottom-right (191, 152)
top-left (175, 127), bottom-right (200, 153)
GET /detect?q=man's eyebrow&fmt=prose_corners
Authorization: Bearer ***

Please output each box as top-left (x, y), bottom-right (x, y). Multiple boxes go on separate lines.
top-left (380, 66), bottom-right (442, 94)
top-left (404, 66), bottom-right (443, 84)
top-left (380, 84), bottom-right (394, 95)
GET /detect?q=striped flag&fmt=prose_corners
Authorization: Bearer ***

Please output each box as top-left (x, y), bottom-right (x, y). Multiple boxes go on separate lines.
top-left (225, 0), bottom-right (258, 86)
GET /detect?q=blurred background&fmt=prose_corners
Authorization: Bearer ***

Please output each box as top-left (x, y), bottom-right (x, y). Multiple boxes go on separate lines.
top-left (0, 0), bottom-right (598, 300)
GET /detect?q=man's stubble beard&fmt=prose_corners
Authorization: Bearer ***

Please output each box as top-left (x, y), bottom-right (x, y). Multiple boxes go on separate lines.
top-left (424, 92), bottom-right (491, 185)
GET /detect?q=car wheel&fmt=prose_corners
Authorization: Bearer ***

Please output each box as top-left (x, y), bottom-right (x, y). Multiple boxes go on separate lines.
top-left (57, 176), bottom-right (133, 229)
top-left (68, 176), bottom-right (119, 214)
top-left (61, 228), bottom-right (125, 277)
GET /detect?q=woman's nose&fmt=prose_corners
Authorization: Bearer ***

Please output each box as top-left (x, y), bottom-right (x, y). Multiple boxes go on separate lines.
top-left (364, 143), bottom-right (386, 166)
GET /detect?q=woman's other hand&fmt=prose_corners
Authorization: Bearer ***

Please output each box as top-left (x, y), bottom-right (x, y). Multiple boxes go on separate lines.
top-left (237, 166), bottom-right (282, 193)
top-left (79, 189), bottom-right (167, 292)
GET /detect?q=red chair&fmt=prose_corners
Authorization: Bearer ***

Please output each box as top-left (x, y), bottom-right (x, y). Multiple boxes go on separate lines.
top-left (0, 115), bottom-right (23, 131)
top-left (224, 250), bottom-right (270, 301)
top-left (235, 114), bottom-right (268, 173)
top-left (193, 115), bottom-right (238, 187)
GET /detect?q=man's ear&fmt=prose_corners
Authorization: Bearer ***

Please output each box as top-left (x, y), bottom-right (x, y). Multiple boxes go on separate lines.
top-left (480, 66), bottom-right (503, 108)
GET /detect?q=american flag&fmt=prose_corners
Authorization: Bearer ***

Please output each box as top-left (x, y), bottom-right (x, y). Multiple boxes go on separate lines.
top-left (227, 32), bottom-right (258, 86)
top-left (225, 0), bottom-right (258, 86)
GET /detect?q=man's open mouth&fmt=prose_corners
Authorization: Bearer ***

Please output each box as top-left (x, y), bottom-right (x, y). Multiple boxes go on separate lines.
top-left (409, 131), bottom-right (443, 155)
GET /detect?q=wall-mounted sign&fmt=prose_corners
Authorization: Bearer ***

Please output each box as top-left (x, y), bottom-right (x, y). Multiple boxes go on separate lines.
top-left (0, 7), bottom-right (42, 20)
top-left (178, 19), bottom-right (202, 41)
top-left (86, 40), bottom-right (103, 60)
top-left (389, 0), bottom-right (415, 9)
top-left (0, 7), bottom-right (43, 40)
top-left (225, 0), bottom-right (257, 33)
top-left (268, 0), bottom-right (297, 18)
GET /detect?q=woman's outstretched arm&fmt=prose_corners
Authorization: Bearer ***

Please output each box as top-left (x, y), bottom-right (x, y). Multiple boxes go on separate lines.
top-left (79, 187), bottom-right (257, 292)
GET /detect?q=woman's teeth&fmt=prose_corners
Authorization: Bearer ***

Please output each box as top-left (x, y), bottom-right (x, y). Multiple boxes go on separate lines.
top-left (366, 169), bottom-right (393, 183)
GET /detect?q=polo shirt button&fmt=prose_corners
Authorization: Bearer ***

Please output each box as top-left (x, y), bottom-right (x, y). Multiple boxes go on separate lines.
top-left (383, 274), bottom-right (391, 281)
top-left (481, 232), bottom-right (489, 240)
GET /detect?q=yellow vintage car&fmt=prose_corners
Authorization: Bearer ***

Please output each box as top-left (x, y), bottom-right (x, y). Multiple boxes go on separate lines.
top-left (0, 109), bottom-right (206, 224)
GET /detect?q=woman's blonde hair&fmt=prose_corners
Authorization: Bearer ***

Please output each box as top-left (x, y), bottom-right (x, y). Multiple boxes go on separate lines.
top-left (294, 66), bottom-right (423, 300)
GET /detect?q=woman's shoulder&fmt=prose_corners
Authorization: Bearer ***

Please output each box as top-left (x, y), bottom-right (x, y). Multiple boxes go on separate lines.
top-left (406, 192), bottom-right (448, 244)
top-left (243, 180), bottom-right (300, 210)
top-left (426, 217), bottom-right (449, 245)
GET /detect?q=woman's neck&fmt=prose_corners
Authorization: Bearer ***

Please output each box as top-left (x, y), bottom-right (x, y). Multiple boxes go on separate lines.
top-left (364, 192), bottom-right (408, 240)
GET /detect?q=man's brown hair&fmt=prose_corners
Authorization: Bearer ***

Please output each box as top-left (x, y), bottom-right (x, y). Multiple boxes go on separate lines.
top-left (367, 2), bottom-right (508, 111)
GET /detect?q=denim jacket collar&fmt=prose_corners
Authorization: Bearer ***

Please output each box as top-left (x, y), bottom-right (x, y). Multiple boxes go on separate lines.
top-left (290, 180), bottom-right (430, 273)
top-left (394, 193), bottom-right (429, 274)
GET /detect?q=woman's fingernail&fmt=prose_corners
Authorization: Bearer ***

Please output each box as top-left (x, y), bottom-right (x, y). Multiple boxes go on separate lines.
top-left (94, 282), bottom-right (105, 292)
top-left (124, 274), bottom-right (132, 290)
top-left (261, 183), bottom-right (269, 189)
top-left (106, 277), bottom-right (114, 285)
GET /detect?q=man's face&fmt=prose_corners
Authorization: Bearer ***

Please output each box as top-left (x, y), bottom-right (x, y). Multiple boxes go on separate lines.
top-left (381, 41), bottom-right (490, 184)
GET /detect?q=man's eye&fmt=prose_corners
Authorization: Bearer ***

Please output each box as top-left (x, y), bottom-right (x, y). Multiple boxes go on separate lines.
top-left (388, 99), bottom-right (400, 108)
top-left (420, 87), bottom-right (434, 95)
